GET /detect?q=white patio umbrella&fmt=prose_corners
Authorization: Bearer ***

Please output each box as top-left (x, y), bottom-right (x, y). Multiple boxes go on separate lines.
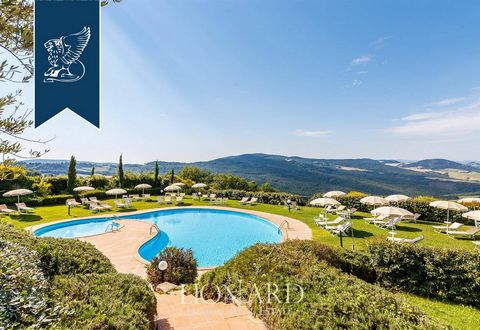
top-left (73, 186), bottom-right (95, 197)
top-left (135, 183), bottom-right (152, 194)
top-left (430, 200), bottom-right (468, 223)
top-left (106, 188), bottom-right (127, 200)
top-left (457, 197), bottom-right (480, 208)
top-left (371, 206), bottom-right (413, 218)
top-left (360, 196), bottom-right (388, 207)
top-left (173, 182), bottom-right (186, 187)
top-left (164, 185), bottom-right (181, 192)
top-left (462, 210), bottom-right (480, 227)
top-left (310, 198), bottom-right (340, 206)
top-left (323, 191), bottom-right (346, 198)
top-left (385, 194), bottom-right (411, 203)
top-left (3, 189), bottom-right (33, 203)
top-left (192, 183), bottom-right (207, 189)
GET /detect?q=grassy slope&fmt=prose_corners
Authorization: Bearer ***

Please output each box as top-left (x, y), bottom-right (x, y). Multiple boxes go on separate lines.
top-left (2, 196), bottom-right (479, 328)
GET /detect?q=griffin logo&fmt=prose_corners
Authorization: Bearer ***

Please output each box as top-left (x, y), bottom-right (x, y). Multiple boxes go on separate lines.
top-left (43, 27), bottom-right (91, 83)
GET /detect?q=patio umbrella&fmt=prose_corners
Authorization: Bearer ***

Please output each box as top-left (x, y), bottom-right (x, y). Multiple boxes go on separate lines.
top-left (106, 188), bottom-right (127, 200)
top-left (457, 197), bottom-right (480, 209)
top-left (192, 183), bottom-right (207, 189)
top-left (3, 189), bottom-right (33, 203)
top-left (164, 185), bottom-right (181, 192)
top-left (310, 198), bottom-right (340, 206)
top-left (462, 210), bottom-right (480, 227)
top-left (430, 200), bottom-right (468, 223)
top-left (173, 182), bottom-right (186, 187)
top-left (385, 194), bottom-right (411, 203)
top-left (73, 186), bottom-right (95, 197)
top-left (135, 183), bottom-right (152, 194)
top-left (323, 191), bottom-right (346, 198)
top-left (360, 196), bottom-right (388, 207)
top-left (371, 206), bottom-right (413, 218)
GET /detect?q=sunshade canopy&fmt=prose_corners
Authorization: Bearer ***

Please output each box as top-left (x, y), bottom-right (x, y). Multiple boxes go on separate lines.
top-left (385, 194), bottom-right (411, 202)
top-left (310, 198), bottom-right (340, 206)
top-left (322, 191), bottom-right (346, 198)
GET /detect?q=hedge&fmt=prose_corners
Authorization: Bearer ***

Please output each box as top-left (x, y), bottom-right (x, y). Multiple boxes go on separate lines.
top-left (194, 240), bottom-right (439, 329)
top-left (368, 241), bottom-right (480, 308)
top-left (208, 189), bottom-right (305, 206)
top-left (52, 273), bottom-right (157, 330)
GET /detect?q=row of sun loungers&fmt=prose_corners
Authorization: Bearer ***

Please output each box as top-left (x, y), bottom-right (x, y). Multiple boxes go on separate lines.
top-left (432, 222), bottom-right (480, 239)
top-left (0, 203), bottom-right (34, 213)
top-left (314, 215), bottom-right (352, 236)
top-left (239, 197), bottom-right (258, 205)
top-left (158, 196), bottom-right (184, 205)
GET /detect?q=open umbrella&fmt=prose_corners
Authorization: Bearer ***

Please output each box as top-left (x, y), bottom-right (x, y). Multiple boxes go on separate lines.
top-left (73, 186), bottom-right (95, 198)
top-left (135, 183), bottom-right (152, 195)
top-left (173, 182), bottom-right (186, 187)
top-left (462, 210), bottom-right (480, 227)
top-left (430, 200), bottom-right (468, 223)
top-left (164, 185), bottom-right (181, 192)
top-left (192, 183), bottom-right (207, 189)
top-left (360, 196), bottom-right (388, 207)
top-left (3, 189), bottom-right (33, 203)
top-left (106, 188), bottom-right (127, 200)
top-left (310, 198), bottom-right (340, 206)
top-left (458, 198), bottom-right (480, 209)
top-left (385, 194), bottom-right (411, 203)
top-left (371, 206), bottom-right (413, 218)
top-left (323, 191), bottom-right (346, 198)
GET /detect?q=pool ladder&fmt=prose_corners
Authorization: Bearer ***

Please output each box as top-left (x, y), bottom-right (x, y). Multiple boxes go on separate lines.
top-left (150, 224), bottom-right (160, 235)
top-left (105, 216), bottom-right (121, 232)
top-left (278, 220), bottom-right (291, 240)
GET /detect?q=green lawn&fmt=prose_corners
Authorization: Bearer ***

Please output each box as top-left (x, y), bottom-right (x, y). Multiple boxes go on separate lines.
top-left (2, 196), bottom-right (479, 328)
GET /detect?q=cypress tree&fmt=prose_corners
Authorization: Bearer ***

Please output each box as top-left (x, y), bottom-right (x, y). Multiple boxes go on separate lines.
top-left (91, 166), bottom-right (95, 176)
top-left (67, 155), bottom-right (76, 193)
top-left (118, 154), bottom-right (124, 187)
top-left (170, 169), bottom-right (174, 184)
top-left (154, 161), bottom-right (159, 187)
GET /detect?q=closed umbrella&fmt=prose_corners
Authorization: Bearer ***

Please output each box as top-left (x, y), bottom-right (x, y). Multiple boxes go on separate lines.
top-left (73, 186), bottom-right (95, 197)
top-left (310, 198), bottom-right (340, 206)
top-left (164, 185), bottom-right (181, 192)
top-left (360, 196), bottom-right (388, 207)
top-left (371, 206), bottom-right (413, 218)
top-left (135, 183), bottom-right (152, 195)
top-left (106, 188), bottom-right (127, 200)
top-left (430, 201), bottom-right (468, 223)
top-left (323, 191), bottom-right (346, 198)
top-left (385, 194), bottom-right (411, 203)
top-left (462, 210), bottom-right (480, 227)
top-left (3, 189), bottom-right (33, 203)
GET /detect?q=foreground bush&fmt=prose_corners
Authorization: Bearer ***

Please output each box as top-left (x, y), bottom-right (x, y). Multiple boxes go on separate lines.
top-left (369, 241), bottom-right (480, 308)
top-left (0, 239), bottom-right (61, 328)
top-left (195, 241), bottom-right (438, 329)
top-left (52, 273), bottom-right (156, 329)
top-left (147, 247), bottom-right (198, 287)
top-left (0, 222), bottom-right (115, 277)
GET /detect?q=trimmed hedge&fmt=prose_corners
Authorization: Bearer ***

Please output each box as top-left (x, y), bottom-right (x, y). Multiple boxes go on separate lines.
top-left (194, 240), bottom-right (438, 329)
top-left (52, 273), bottom-right (156, 329)
top-left (368, 241), bottom-right (480, 308)
top-left (208, 189), bottom-right (305, 206)
top-left (147, 247), bottom-right (198, 287)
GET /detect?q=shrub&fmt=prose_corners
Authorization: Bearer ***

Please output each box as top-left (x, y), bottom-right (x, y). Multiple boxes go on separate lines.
top-left (0, 239), bottom-right (61, 328)
top-left (147, 247), bottom-right (198, 287)
top-left (368, 241), bottom-right (480, 307)
top-left (52, 273), bottom-right (156, 329)
top-left (194, 241), bottom-right (439, 329)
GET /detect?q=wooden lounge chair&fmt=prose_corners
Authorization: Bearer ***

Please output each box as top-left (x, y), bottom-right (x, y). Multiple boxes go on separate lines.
top-left (66, 198), bottom-right (81, 207)
top-left (447, 228), bottom-right (480, 239)
top-left (15, 203), bottom-right (34, 213)
top-left (387, 235), bottom-right (424, 243)
top-left (432, 222), bottom-right (463, 233)
top-left (0, 204), bottom-right (15, 213)
top-left (245, 197), bottom-right (258, 205)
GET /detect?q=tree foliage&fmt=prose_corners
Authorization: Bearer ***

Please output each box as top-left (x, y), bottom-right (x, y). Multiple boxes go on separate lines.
top-left (67, 156), bottom-right (76, 192)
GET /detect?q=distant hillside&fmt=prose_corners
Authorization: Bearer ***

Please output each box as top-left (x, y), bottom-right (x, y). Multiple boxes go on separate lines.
top-left (19, 154), bottom-right (480, 198)
top-left (405, 159), bottom-right (476, 171)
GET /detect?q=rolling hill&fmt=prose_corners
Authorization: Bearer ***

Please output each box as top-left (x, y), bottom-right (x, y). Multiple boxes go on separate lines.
top-left (19, 154), bottom-right (480, 198)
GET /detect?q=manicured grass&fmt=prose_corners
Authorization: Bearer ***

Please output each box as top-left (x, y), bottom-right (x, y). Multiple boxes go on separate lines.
top-left (2, 196), bottom-right (478, 251)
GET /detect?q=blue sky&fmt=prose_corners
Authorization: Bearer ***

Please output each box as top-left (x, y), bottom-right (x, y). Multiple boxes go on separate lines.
top-left (3, 0), bottom-right (480, 163)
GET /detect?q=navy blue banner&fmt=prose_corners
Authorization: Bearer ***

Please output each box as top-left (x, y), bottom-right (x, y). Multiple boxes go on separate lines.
top-left (35, 0), bottom-right (100, 127)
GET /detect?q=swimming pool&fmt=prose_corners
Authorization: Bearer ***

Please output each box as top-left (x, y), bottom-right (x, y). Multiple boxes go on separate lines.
top-left (34, 208), bottom-right (282, 267)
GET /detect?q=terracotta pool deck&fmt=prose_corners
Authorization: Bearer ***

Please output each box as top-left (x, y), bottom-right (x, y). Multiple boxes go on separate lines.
top-left (31, 206), bottom-right (312, 329)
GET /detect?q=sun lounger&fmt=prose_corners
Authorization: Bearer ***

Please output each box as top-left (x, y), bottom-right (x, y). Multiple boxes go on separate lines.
top-left (158, 196), bottom-right (163, 204)
top-left (447, 228), bottom-right (480, 239)
top-left (66, 198), bottom-right (81, 207)
top-left (402, 213), bottom-right (421, 223)
top-left (0, 204), bottom-right (15, 213)
top-left (374, 217), bottom-right (401, 230)
top-left (330, 221), bottom-right (352, 236)
top-left (335, 205), bottom-right (346, 214)
top-left (165, 196), bottom-right (172, 204)
top-left (314, 213), bottom-right (327, 223)
top-left (80, 198), bottom-right (91, 205)
top-left (325, 205), bottom-right (337, 213)
top-left (364, 214), bottom-right (388, 223)
top-left (15, 203), bottom-right (34, 213)
top-left (240, 197), bottom-right (250, 204)
top-left (88, 202), bottom-right (104, 212)
top-left (245, 197), bottom-right (258, 205)
top-left (432, 222), bottom-right (463, 232)
top-left (317, 216), bottom-right (344, 228)
top-left (131, 194), bottom-right (141, 201)
top-left (89, 197), bottom-right (99, 203)
top-left (192, 193), bottom-right (199, 200)
top-left (114, 200), bottom-right (128, 209)
top-left (98, 201), bottom-right (112, 210)
top-left (142, 193), bottom-right (151, 200)
top-left (176, 196), bottom-right (184, 205)
top-left (387, 235), bottom-right (424, 243)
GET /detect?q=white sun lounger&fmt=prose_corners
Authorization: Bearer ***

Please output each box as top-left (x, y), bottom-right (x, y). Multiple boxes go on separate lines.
top-left (240, 197), bottom-right (249, 204)
top-left (387, 235), bottom-right (424, 243)
top-left (15, 203), bottom-right (34, 213)
top-left (432, 222), bottom-right (463, 232)
top-left (447, 228), bottom-right (480, 239)
top-left (176, 196), bottom-right (184, 205)
top-left (364, 214), bottom-right (388, 224)
top-left (245, 197), bottom-right (258, 205)
top-left (0, 204), bottom-right (15, 213)
top-left (316, 216), bottom-right (344, 227)
top-left (66, 198), bottom-right (81, 207)
top-left (114, 200), bottom-right (128, 209)
top-left (329, 221), bottom-right (352, 236)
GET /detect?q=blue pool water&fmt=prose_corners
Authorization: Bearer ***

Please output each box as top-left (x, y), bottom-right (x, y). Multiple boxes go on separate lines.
top-left (35, 208), bottom-right (282, 267)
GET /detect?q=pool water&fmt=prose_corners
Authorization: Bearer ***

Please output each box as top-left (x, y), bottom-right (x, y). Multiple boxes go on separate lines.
top-left (35, 208), bottom-right (282, 267)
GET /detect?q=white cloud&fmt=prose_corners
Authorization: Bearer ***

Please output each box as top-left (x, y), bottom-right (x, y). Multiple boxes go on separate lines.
top-left (370, 36), bottom-right (392, 50)
top-left (387, 101), bottom-right (480, 136)
top-left (292, 129), bottom-right (332, 138)
top-left (430, 97), bottom-right (466, 107)
top-left (350, 55), bottom-right (371, 66)
top-left (352, 79), bottom-right (362, 87)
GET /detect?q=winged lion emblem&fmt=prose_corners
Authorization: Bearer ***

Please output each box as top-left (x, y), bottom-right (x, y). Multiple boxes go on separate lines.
top-left (43, 27), bottom-right (91, 83)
